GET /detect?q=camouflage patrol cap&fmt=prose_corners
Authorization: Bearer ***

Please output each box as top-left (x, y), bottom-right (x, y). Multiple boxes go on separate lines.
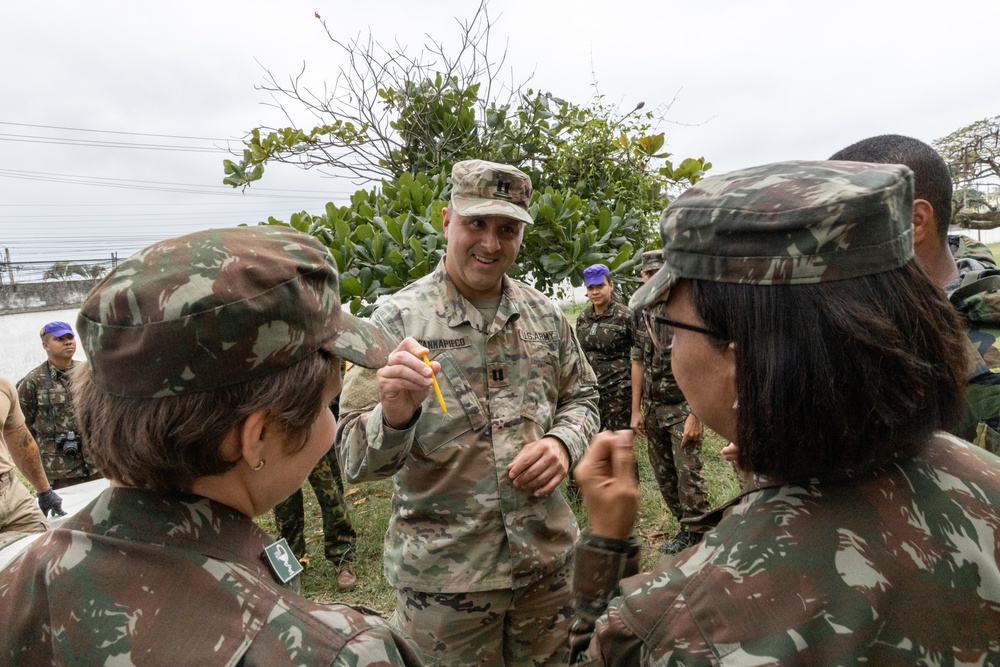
top-left (640, 250), bottom-right (663, 273)
top-left (630, 160), bottom-right (915, 311)
top-left (77, 226), bottom-right (390, 398)
top-left (449, 159), bottom-right (534, 225)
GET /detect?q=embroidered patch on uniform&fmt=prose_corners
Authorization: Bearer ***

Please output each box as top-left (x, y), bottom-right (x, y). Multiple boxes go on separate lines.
top-left (488, 362), bottom-right (509, 388)
top-left (418, 338), bottom-right (469, 350)
top-left (519, 330), bottom-right (557, 342)
top-left (262, 538), bottom-right (303, 584)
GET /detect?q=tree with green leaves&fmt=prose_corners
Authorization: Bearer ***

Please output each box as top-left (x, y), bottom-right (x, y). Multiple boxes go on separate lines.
top-left (226, 1), bottom-right (710, 311)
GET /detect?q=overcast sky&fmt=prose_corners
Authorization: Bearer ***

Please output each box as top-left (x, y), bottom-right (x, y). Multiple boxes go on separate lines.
top-left (2, 0), bottom-right (999, 268)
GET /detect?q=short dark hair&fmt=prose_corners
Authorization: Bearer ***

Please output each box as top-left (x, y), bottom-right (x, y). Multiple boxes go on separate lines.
top-left (829, 134), bottom-right (953, 239)
top-left (689, 263), bottom-right (966, 481)
top-left (75, 351), bottom-right (339, 493)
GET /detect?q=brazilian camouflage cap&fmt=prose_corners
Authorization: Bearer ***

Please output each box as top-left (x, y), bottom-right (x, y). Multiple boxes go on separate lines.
top-left (630, 160), bottom-right (914, 311)
top-left (77, 226), bottom-right (390, 398)
top-left (450, 159), bottom-right (534, 226)
top-left (640, 250), bottom-right (664, 273)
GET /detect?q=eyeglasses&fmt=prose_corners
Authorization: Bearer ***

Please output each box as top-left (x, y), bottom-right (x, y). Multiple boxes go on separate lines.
top-left (642, 309), bottom-right (725, 350)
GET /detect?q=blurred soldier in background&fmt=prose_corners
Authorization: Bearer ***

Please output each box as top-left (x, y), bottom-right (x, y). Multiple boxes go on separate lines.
top-left (17, 321), bottom-right (101, 489)
top-left (631, 250), bottom-right (711, 555)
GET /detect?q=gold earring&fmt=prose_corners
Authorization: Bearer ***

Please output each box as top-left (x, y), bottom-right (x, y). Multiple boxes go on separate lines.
top-left (251, 458), bottom-right (266, 471)
top-left (732, 399), bottom-right (739, 410)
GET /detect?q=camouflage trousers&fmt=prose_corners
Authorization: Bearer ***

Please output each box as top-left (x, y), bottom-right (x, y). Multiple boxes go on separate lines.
top-left (568, 381), bottom-right (635, 502)
top-left (390, 562), bottom-right (573, 666)
top-left (645, 402), bottom-right (711, 529)
top-left (273, 448), bottom-right (356, 564)
top-left (598, 383), bottom-right (632, 432)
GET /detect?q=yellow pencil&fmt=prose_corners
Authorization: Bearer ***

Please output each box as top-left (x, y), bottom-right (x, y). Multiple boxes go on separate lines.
top-left (422, 353), bottom-right (447, 413)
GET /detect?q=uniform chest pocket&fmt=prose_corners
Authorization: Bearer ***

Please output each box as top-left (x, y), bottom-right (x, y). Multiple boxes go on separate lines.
top-left (414, 352), bottom-right (488, 455)
top-left (41, 384), bottom-right (71, 408)
top-left (519, 339), bottom-right (560, 428)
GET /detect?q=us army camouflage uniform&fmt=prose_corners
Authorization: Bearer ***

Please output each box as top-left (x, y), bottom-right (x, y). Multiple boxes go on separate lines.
top-left (338, 259), bottom-right (599, 666)
top-left (273, 447), bottom-right (356, 565)
top-left (17, 360), bottom-right (101, 488)
top-left (571, 434), bottom-right (1000, 664)
top-left (0, 488), bottom-right (423, 666)
top-left (631, 323), bottom-right (711, 526)
top-left (947, 234), bottom-right (1000, 455)
top-left (576, 300), bottom-right (634, 432)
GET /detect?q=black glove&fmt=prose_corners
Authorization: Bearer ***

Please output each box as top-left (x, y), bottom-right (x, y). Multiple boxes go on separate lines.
top-left (37, 489), bottom-right (67, 517)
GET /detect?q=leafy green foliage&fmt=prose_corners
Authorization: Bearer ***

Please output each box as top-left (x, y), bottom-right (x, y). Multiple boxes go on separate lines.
top-left (226, 1), bottom-right (711, 307)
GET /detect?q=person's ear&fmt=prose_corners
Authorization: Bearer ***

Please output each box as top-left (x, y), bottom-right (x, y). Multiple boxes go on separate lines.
top-left (236, 410), bottom-right (269, 469)
top-left (442, 207), bottom-right (452, 240)
top-left (912, 199), bottom-right (936, 247)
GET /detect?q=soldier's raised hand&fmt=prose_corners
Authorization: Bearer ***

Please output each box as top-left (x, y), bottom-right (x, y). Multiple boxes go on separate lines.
top-left (573, 430), bottom-right (639, 540)
top-left (377, 337), bottom-right (440, 429)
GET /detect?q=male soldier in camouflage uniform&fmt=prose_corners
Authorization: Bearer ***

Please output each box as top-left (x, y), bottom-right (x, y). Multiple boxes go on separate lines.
top-left (831, 135), bottom-right (1000, 453)
top-left (576, 263), bottom-right (635, 432)
top-left (17, 321), bottom-right (102, 488)
top-left (0, 226), bottom-right (424, 666)
top-left (630, 250), bottom-right (711, 554)
top-left (273, 430), bottom-right (358, 590)
top-left (568, 161), bottom-right (1000, 664)
top-left (338, 159), bottom-right (600, 666)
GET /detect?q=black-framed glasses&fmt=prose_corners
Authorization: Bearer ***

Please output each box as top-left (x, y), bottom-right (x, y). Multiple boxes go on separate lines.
top-left (642, 309), bottom-right (725, 350)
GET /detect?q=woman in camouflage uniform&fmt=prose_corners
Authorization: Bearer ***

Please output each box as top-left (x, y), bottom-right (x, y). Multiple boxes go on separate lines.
top-left (575, 264), bottom-right (635, 433)
top-left (569, 161), bottom-right (1000, 664)
top-left (0, 227), bottom-right (423, 666)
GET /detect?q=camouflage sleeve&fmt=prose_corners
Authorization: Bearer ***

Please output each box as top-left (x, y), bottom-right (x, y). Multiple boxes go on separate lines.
top-left (546, 311), bottom-right (600, 467)
top-left (569, 532), bottom-right (642, 665)
top-left (15, 373), bottom-right (38, 437)
top-left (336, 307), bottom-right (418, 483)
top-left (333, 621), bottom-right (426, 666)
top-left (629, 311), bottom-right (645, 361)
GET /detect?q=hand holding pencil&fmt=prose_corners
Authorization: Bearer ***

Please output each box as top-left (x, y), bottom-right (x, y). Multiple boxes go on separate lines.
top-left (376, 337), bottom-right (445, 428)
top-left (422, 353), bottom-right (447, 413)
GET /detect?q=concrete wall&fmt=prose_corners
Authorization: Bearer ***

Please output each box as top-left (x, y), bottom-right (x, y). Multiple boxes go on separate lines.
top-left (0, 280), bottom-right (100, 315)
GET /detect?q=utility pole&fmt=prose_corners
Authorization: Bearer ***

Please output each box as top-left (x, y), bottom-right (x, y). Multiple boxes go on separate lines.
top-left (3, 247), bottom-right (13, 285)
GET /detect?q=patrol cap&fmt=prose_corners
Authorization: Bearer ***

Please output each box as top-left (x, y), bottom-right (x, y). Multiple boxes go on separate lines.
top-left (77, 226), bottom-right (390, 398)
top-left (40, 321), bottom-right (74, 339)
top-left (449, 159), bottom-right (534, 226)
top-left (640, 250), bottom-right (663, 273)
top-left (583, 263), bottom-right (611, 287)
top-left (630, 160), bottom-right (914, 312)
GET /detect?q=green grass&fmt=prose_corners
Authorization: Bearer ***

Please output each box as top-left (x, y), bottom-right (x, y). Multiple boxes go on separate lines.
top-left (255, 429), bottom-right (741, 613)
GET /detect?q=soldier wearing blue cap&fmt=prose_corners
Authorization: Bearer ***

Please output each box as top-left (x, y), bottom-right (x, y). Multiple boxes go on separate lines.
top-left (576, 264), bottom-right (635, 433)
top-left (17, 321), bottom-right (101, 489)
